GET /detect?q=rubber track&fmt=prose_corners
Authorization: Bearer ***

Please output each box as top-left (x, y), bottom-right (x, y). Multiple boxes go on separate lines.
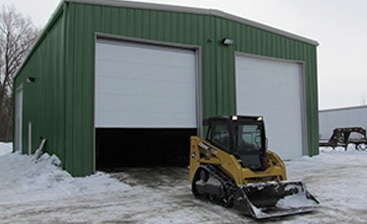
top-left (198, 164), bottom-right (236, 206)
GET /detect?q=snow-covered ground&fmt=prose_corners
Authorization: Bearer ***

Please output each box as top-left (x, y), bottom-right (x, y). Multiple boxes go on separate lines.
top-left (1, 143), bottom-right (366, 223)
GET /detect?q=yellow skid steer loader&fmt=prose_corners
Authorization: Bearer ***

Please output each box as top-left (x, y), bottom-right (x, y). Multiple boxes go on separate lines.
top-left (189, 115), bottom-right (319, 219)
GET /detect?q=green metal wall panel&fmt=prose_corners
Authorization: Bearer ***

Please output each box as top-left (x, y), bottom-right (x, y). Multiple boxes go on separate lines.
top-left (63, 3), bottom-right (96, 176)
top-left (14, 1), bottom-right (319, 176)
top-left (14, 11), bottom-right (66, 161)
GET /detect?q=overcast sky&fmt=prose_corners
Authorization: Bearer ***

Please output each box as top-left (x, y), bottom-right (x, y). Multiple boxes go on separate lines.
top-left (1, 0), bottom-right (367, 110)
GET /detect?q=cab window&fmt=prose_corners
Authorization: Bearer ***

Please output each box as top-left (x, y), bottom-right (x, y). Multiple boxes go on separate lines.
top-left (236, 123), bottom-right (262, 153)
top-left (208, 121), bottom-right (230, 152)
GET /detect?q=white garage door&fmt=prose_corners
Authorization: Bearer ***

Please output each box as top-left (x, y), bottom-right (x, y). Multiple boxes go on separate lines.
top-left (235, 55), bottom-right (304, 160)
top-left (95, 39), bottom-right (197, 128)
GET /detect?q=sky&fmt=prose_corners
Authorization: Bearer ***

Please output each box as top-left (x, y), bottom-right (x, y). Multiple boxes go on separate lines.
top-left (1, 0), bottom-right (366, 110)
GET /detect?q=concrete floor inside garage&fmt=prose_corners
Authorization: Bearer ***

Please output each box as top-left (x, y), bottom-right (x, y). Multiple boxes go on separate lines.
top-left (95, 128), bottom-right (197, 171)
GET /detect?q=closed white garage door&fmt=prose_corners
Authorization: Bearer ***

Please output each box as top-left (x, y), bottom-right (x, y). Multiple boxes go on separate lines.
top-left (235, 54), bottom-right (304, 160)
top-left (95, 39), bottom-right (197, 128)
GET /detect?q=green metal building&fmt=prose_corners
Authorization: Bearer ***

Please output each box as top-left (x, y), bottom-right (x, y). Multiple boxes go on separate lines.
top-left (13, 0), bottom-right (319, 176)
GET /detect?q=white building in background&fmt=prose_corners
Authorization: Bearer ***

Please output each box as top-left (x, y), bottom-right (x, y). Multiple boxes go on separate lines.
top-left (319, 105), bottom-right (367, 140)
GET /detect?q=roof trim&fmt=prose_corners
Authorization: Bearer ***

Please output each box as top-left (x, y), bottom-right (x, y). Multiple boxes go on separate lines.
top-left (65, 0), bottom-right (319, 46)
top-left (320, 105), bottom-right (367, 113)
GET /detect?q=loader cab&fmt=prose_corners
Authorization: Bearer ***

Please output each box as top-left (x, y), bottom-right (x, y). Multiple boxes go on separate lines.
top-left (205, 115), bottom-right (267, 170)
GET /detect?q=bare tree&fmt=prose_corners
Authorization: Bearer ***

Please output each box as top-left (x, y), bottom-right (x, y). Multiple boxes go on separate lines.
top-left (0, 5), bottom-right (39, 141)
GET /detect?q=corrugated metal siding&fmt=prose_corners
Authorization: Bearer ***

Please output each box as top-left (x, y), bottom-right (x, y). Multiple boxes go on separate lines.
top-left (63, 3), bottom-right (96, 176)
top-left (14, 12), bottom-right (66, 160)
top-left (319, 106), bottom-right (367, 139)
top-left (14, 1), bottom-right (318, 176)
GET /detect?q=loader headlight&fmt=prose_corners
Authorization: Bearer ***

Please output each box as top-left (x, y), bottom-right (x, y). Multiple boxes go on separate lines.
top-left (257, 116), bottom-right (263, 121)
top-left (232, 115), bottom-right (238, 121)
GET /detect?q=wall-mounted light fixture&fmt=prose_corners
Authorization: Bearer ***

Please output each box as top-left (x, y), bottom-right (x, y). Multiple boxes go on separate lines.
top-left (222, 37), bottom-right (234, 46)
top-left (27, 77), bottom-right (35, 83)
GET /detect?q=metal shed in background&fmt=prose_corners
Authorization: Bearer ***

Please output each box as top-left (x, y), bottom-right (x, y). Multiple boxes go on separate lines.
top-left (319, 106), bottom-right (367, 139)
top-left (14, 0), bottom-right (319, 176)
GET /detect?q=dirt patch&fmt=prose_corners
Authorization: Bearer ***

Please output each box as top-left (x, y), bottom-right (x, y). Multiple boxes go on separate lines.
top-left (109, 167), bottom-right (189, 188)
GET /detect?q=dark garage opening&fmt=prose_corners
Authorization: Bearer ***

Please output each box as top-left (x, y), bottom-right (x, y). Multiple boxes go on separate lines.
top-left (96, 128), bottom-right (197, 170)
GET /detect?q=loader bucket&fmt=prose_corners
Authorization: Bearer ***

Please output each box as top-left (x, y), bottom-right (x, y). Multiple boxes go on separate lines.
top-left (233, 181), bottom-right (319, 219)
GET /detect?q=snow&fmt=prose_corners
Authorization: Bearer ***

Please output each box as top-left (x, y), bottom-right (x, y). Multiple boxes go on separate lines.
top-left (0, 142), bottom-right (12, 156)
top-left (1, 144), bottom-right (367, 223)
top-left (276, 188), bottom-right (318, 209)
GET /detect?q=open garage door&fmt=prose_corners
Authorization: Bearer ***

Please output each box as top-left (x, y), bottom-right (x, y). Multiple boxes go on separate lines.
top-left (235, 54), bottom-right (305, 160)
top-left (95, 38), bottom-right (198, 169)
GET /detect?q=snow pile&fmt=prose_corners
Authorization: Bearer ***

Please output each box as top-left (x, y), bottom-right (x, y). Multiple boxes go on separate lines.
top-left (0, 148), bottom-right (130, 206)
top-left (276, 188), bottom-right (318, 209)
top-left (0, 142), bottom-right (12, 156)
